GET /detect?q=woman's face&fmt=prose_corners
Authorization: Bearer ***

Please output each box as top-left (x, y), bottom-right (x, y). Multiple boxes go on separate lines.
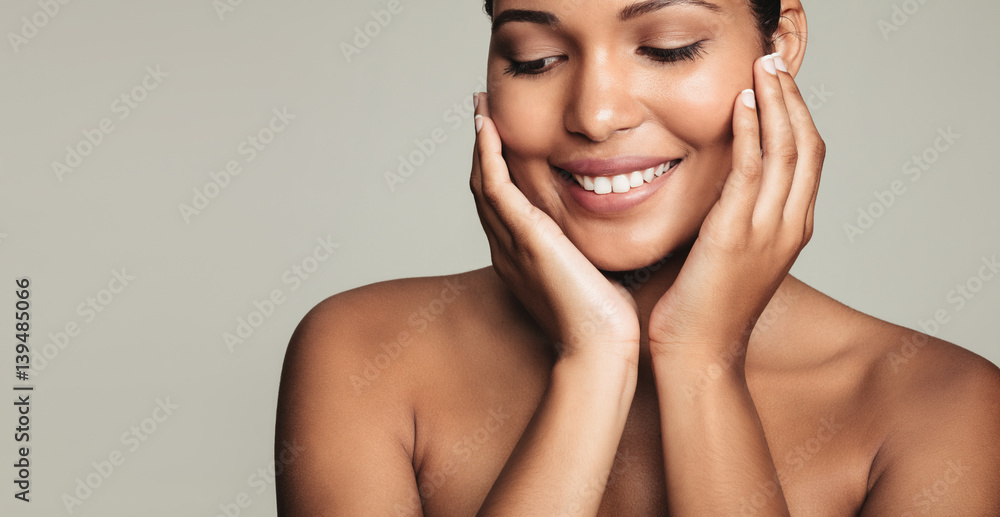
top-left (487, 0), bottom-right (768, 271)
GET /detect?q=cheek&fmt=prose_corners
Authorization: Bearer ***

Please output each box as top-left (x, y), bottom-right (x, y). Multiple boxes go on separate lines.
top-left (486, 81), bottom-right (564, 205)
top-left (488, 85), bottom-right (555, 161)
top-left (662, 69), bottom-right (745, 149)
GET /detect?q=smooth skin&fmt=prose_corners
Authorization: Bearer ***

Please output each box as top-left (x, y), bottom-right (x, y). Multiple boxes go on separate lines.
top-left (275, 0), bottom-right (1000, 515)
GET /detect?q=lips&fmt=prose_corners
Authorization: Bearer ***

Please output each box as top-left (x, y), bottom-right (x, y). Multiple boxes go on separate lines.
top-left (553, 156), bottom-right (684, 214)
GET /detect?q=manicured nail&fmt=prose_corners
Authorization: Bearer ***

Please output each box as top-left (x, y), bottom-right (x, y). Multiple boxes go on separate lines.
top-left (741, 89), bottom-right (756, 109)
top-left (762, 54), bottom-right (777, 75)
top-left (772, 54), bottom-right (787, 73)
top-left (475, 114), bottom-right (483, 133)
top-left (473, 92), bottom-right (480, 109)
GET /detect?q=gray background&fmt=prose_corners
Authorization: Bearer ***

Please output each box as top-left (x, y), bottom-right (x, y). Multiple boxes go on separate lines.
top-left (0, 0), bottom-right (997, 515)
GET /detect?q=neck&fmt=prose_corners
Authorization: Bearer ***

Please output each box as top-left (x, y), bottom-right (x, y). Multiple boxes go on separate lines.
top-left (601, 241), bottom-right (802, 374)
top-left (602, 240), bottom-right (691, 320)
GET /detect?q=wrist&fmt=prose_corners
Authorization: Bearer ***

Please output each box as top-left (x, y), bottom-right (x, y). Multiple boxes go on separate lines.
top-left (650, 340), bottom-right (749, 383)
top-left (553, 348), bottom-right (638, 412)
top-left (649, 335), bottom-right (748, 363)
top-left (556, 337), bottom-right (639, 369)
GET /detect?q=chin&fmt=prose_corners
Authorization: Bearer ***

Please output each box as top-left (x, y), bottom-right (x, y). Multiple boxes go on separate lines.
top-left (565, 224), bottom-right (694, 273)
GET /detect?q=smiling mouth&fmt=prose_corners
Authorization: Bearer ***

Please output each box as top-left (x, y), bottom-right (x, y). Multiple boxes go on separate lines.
top-left (556, 159), bottom-right (682, 194)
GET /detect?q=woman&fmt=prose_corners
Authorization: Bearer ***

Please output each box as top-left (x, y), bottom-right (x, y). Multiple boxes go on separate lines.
top-left (275, 0), bottom-right (1000, 514)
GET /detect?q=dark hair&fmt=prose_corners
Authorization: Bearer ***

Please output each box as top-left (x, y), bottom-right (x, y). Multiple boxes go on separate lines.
top-left (483, 0), bottom-right (782, 54)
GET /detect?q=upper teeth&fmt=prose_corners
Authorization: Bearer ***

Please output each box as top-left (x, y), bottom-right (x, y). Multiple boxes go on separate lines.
top-left (572, 159), bottom-right (680, 195)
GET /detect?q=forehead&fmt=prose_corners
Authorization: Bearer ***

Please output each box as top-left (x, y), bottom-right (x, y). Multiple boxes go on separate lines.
top-left (490, 0), bottom-right (745, 29)
top-left (492, 0), bottom-right (741, 15)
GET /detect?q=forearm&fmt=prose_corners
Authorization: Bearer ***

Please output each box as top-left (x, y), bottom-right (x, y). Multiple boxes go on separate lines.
top-left (477, 352), bottom-right (637, 516)
top-left (653, 355), bottom-right (789, 516)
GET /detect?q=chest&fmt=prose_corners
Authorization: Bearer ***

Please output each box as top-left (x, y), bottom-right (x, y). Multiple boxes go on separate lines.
top-left (415, 368), bottom-right (875, 516)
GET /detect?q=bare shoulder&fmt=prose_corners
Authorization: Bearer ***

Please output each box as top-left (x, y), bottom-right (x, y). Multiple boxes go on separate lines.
top-left (273, 266), bottom-right (506, 514)
top-left (768, 276), bottom-right (999, 396)
top-left (279, 266), bottom-right (498, 401)
top-left (786, 279), bottom-right (1000, 514)
top-left (833, 297), bottom-right (1000, 425)
top-left (861, 319), bottom-right (1000, 514)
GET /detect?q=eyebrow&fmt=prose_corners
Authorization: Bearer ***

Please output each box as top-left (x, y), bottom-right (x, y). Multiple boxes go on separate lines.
top-left (491, 0), bottom-right (723, 33)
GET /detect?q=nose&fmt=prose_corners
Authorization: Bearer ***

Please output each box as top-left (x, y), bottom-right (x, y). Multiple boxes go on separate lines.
top-left (563, 49), bottom-right (645, 142)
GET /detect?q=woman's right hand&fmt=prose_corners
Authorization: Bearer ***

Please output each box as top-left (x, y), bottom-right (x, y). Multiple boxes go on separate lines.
top-left (470, 92), bottom-right (641, 366)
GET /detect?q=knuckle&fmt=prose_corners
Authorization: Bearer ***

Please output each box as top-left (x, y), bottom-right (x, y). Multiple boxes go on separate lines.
top-left (521, 204), bottom-right (544, 229)
top-left (772, 146), bottom-right (798, 165)
top-left (735, 118), bottom-right (758, 136)
top-left (739, 161), bottom-right (763, 180)
top-left (490, 249), bottom-right (513, 277)
top-left (786, 82), bottom-right (801, 99)
top-left (481, 184), bottom-right (503, 206)
top-left (522, 206), bottom-right (552, 245)
top-left (811, 137), bottom-right (827, 161)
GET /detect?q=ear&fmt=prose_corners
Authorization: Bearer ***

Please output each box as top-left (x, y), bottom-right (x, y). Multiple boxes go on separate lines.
top-left (771, 0), bottom-right (807, 78)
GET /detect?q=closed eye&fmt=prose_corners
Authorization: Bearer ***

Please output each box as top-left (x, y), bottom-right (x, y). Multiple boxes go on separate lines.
top-left (638, 41), bottom-right (706, 63)
top-left (503, 41), bottom-right (707, 78)
top-left (504, 56), bottom-right (562, 77)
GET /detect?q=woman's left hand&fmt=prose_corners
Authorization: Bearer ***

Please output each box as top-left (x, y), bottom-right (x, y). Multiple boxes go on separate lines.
top-left (648, 53), bottom-right (825, 364)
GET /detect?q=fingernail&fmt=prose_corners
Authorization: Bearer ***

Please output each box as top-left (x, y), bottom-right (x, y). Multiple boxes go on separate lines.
top-left (762, 54), bottom-right (777, 75)
top-left (740, 88), bottom-right (756, 109)
top-left (475, 114), bottom-right (483, 133)
top-left (772, 54), bottom-right (787, 73)
top-left (473, 92), bottom-right (480, 109)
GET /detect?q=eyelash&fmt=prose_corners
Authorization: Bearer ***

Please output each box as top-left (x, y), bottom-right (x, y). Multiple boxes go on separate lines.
top-left (503, 41), bottom-right (706, 77)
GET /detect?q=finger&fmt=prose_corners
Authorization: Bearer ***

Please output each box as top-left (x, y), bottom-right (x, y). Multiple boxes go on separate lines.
top-left (715, 87), bottom-right (763, 226)
top-left (475, 92), bottom-right (546, 242)
top-left (774, 75), bottom-right (825, 229)
top-left (605, 276), bottom-right (639, 315)
top-left (799, 148), bottom-right (821, 243)
top-left (753, 53), bottom-right (798, 227)
top-left (470, 94), bottom-right (483, 198)
top-left (473, 177), bottom-right (514, 254)
top-left (471, 92), bottom-right (515, 252)
top-left (804, 176), bottom-right (818, 242)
